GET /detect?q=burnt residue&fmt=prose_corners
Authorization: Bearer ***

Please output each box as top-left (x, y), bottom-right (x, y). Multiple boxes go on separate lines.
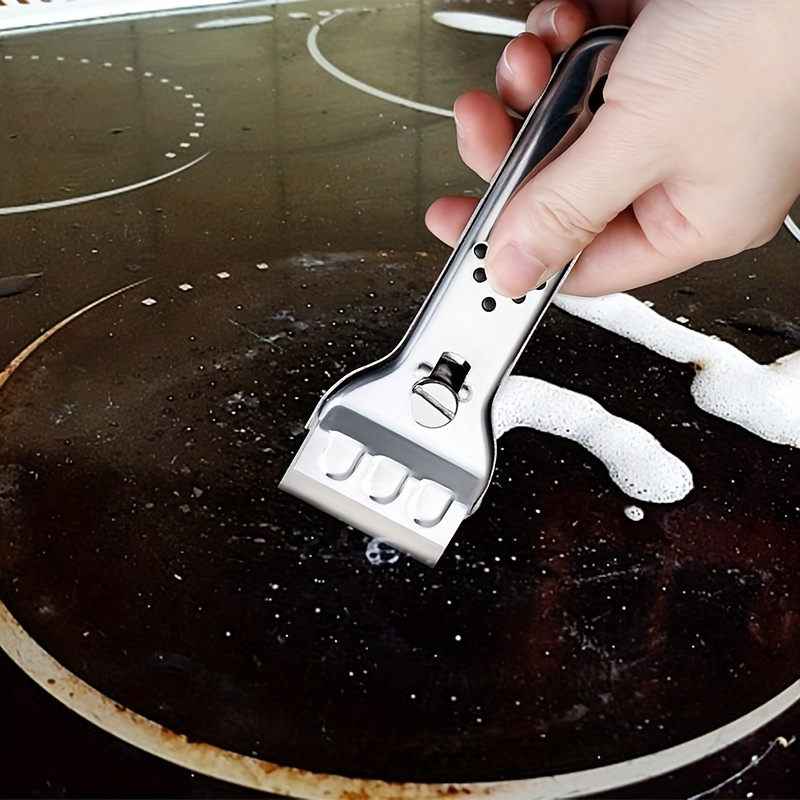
top-left (1, 259), bottom-right (800, 784)
top-left (717, 308), bottom-right (800, 346)
top-left (0, 273), bottom-right (42, 299)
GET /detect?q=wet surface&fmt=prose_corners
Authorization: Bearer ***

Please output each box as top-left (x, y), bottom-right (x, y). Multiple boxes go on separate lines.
top-left (2, 0), bottom-right (800, 796)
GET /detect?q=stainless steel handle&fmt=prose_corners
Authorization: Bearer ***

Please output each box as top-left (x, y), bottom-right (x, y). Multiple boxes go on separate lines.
top-left (402, 27), bottom-right (626, 426)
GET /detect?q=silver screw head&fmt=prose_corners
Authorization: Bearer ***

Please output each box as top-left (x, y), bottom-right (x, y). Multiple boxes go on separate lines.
top-left (410, 379), bottom-right (458, 428)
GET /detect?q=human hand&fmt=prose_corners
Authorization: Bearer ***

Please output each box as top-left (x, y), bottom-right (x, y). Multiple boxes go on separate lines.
top-left (426, 0), bottom-right (800, 297)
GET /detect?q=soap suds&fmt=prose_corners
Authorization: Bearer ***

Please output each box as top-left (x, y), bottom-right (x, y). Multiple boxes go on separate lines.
top-left (554, 293), bottom-right (800, 448)
top-left (624, 505), bottom-right (644, 522)
top-left (493, 376), bottom-right (693, 503)
top-left (365, 538), bottom-right (401, 566)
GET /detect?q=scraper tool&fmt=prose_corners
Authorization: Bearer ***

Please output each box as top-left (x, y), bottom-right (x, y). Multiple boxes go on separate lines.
top-left (280, 27), bottom-right (626, 566)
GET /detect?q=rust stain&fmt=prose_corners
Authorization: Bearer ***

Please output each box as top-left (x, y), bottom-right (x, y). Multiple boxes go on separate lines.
top-left (256, 760), bottom-right (280, 776)
top-left (340, 789), bottom-right (373, 800)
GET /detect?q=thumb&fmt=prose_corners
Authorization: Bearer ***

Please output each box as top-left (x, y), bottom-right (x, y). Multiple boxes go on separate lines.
top-left (485, 104), bottom-right (661, 297)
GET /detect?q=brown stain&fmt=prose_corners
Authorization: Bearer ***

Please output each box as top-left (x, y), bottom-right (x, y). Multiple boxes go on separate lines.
top-left (340, 789), bottom-right (374, 800)
top-left (256, 760), bottom-right (280, 776)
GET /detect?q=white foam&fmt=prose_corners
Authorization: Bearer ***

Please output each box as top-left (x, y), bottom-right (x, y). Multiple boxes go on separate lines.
top-left (365, 538), bottom-right (401, 566)
top-left (493, 376), bottom-right (693, 503)
top-left (554, 293), bottom-right (800, 448)
top-left (624, 505), bottom-right (644, 522)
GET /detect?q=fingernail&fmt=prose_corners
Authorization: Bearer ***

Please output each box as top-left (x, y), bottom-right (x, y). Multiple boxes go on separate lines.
top-left (453, 105), bottom-right (465, 138)
top-left (489, 243), bottom-right (548, 297)
top-left (538, 6), bottom-right (560, 39)
top-left (497, 45), bottom-right (514, 83)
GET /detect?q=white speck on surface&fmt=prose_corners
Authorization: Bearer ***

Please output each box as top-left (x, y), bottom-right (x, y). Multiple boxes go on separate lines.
top-left (178, 283), bottom-right (193, 291)
top-left (624, 505), bottom-right (644, 522)
top-left (141, 297), bottom-right (157, 306)
top-left (675, 316), bottom-right (689, 324)
top-left (216, 271), bottom-right (231, 279)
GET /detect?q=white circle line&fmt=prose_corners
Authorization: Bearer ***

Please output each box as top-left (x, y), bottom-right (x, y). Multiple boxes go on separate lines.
top-left (306, 11), bottom-right (454, 118)
top-left (0, 152), bottom-right (209, 215)
top-left (784, 214), bottom-right (800, 243)
top-left (0, 283), bottom-right (797, 797)
top-left (0, 590), bottom-right (797, 798)
top-left (0, 279), bottom-right (149, 390)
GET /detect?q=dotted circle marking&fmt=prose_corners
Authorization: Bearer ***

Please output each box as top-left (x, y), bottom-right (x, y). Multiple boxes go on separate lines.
top-left (1, 51), bottom-right (209, 213)
top-left (2, 52), bottom-right (205, 158)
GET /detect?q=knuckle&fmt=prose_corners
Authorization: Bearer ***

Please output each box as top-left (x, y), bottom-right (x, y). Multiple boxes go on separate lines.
top-left (526, 190), bottom-right (603, 245)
